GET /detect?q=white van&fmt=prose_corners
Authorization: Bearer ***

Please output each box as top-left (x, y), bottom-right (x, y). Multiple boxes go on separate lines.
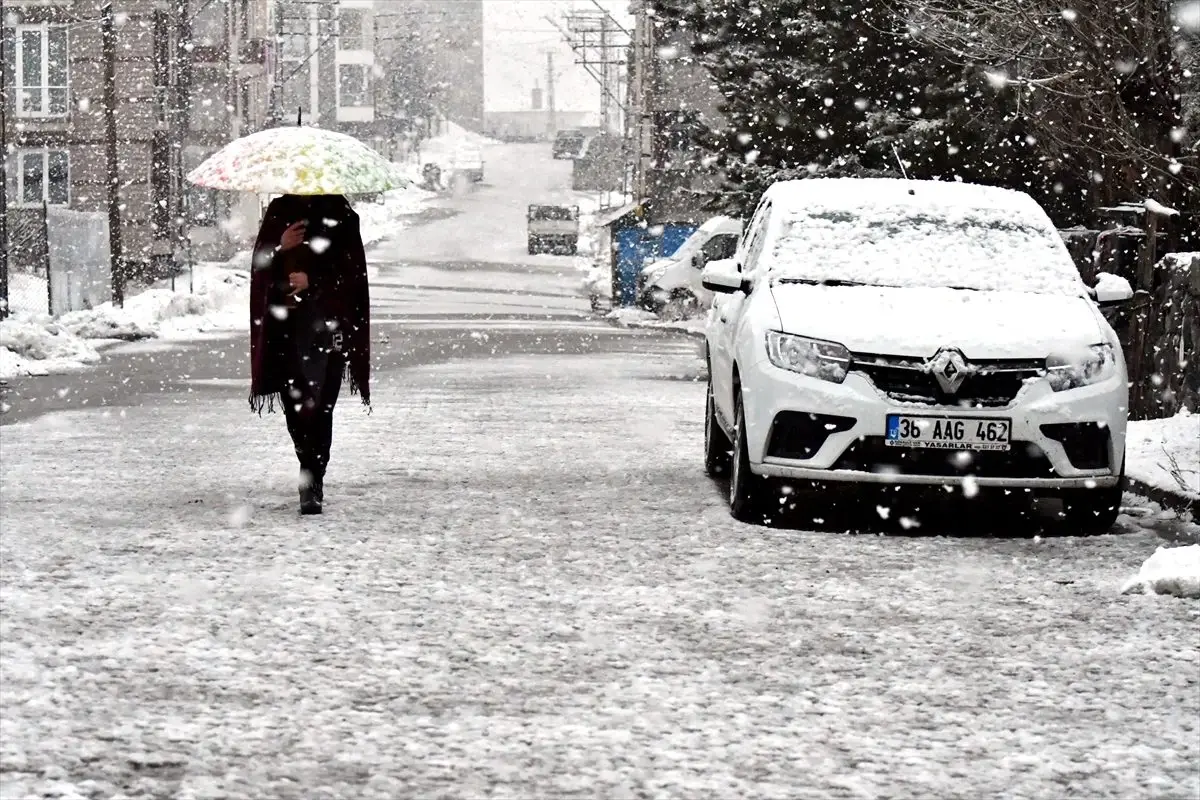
top-left (637, 216), bottom-right (743, 318)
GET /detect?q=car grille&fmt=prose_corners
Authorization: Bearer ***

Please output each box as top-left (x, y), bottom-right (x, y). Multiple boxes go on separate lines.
top-left (831, 437), bottom-right (1058, 479)
top-left (851, 353), bottom-right (1043, 407)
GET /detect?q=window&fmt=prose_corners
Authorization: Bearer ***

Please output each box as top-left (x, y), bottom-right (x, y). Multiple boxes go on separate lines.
top-left (701, 234), bottom-right (738, 264)
top-left (191, 2), bottom-right (225, 47)
top-left (281, 32), bottom-right (308, 60)
top-left (7, 150), bottom-right (70, 205)
top-left (337, 9), bottom-right (365, 50)
top-left (14, 24), bottom-right (69, 117)
top-left (337, 64), bottom-right (370, 107)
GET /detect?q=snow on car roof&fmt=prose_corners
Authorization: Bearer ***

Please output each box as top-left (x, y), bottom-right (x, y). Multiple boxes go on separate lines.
top-left (763, 178), bottom-right (1085, 295)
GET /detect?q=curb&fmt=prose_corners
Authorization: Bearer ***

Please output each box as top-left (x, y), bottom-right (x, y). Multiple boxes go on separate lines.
top-left (1126, 476), bottom-right (1198, 519)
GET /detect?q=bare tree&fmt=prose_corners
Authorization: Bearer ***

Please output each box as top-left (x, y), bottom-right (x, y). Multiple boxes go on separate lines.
top-left (891, 0), bottom-right (1194, 214)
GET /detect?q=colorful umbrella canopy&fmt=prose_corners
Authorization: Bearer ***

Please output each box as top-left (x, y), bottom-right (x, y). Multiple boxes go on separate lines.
top-left (186, 125), bottom-right (410, 195)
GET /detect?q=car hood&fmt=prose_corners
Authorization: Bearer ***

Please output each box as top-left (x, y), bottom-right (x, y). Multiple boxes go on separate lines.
top-left (769, 283), bottom-right (1105, 359)
top-left (640, 258), bottom-right (674, 278)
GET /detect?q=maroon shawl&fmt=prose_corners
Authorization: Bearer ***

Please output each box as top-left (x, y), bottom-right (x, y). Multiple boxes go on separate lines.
top-left (249, 195), bottom-right (371, 413)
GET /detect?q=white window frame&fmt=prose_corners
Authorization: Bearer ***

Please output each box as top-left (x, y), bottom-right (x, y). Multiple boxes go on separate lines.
top-left (335, 8), bottom-right (368, 52)
top-left (8, 148), bottom-right (71, 207)
top-left (14, 22), bottom-right (70, 118)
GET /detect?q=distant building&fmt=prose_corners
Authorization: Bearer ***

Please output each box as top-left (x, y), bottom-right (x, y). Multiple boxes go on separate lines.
top-left (483, 110), bottom-right (598, 141)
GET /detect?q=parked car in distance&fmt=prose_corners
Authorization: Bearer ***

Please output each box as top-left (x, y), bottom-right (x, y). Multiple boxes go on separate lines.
top-left (638, 216), bottom-right (743, 318)
top-left (702, 177), bottom-right (1134, 532)
top-left (451, 145), bottom-right (484, 182)
top-left (552, 129), bottom-right (586, 159)
top-left (528, 204), bottom-right (580, 255)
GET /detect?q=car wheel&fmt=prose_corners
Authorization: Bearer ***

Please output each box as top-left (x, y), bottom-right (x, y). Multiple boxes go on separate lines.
top-left (1059, 472), bottom-right (1125, 535)
top-left (729, 392), bottom-right (773, 524)
top-left (660, 291), bottom-right (698, 321)
top-left (704, 376), bottom-right (731, 477)
top-left (528, 237), bottom-right (539, 255)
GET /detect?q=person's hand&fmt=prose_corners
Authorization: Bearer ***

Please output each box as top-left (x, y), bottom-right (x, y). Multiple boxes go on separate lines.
top-left (280, 221), bottom-right (306, 252)
top-left (288, 271), bottom-right (310, 295)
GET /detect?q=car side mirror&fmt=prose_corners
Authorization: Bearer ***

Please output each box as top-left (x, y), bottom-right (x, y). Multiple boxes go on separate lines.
top-left (1091, 272), bottom-right (1134, 306)
top-left (701, 258), bottom-right (749, 294)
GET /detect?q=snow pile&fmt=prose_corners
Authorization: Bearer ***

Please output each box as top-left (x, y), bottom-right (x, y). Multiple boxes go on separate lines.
top-left (768, 178), bottom-right (1083, 295)
top-left (1121, 544), bottom-right (1200, 599)
top-left (418, 121), bottom-right (500, 168)
top-left (0, 317), bottom-right (100, 378)
top-left (1126, 410), bottom-right (1200, 500)
top-left (59, 263), bottom-right (250, 342)
top-left (357, 187), bottom-right (437, 246)
top-left (607, 307), bottom-right (658, 325)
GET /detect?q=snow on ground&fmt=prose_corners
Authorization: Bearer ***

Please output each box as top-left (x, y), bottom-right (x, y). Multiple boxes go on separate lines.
top-left (357, 187), bottom-right (437, 247)
top-left (1122, 544), bottom-right (1200, 598)
top-left (606, 306), bottom-right (707, 338)
top-left (1126, 410), bottom-right (1200, 500)
top-left (416, 120), bottom-right (501, 166)
top-left (1, 349), bottom-right (1198, 798)
top-left (0, 317), bottom-right (100, 378)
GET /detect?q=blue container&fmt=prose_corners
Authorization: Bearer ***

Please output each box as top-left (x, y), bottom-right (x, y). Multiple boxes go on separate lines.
top-left (612, 223), bottom-right (700, 307)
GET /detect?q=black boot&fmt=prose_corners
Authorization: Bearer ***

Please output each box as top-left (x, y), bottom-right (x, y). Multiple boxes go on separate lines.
top-left (299, 469), bottom-right (322, 515)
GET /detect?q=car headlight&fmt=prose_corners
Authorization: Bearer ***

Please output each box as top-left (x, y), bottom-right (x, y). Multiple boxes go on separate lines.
top-left (1044, 344), bottom-right (1117, 391)
top-left (765, 331), bottom-right (851, 384)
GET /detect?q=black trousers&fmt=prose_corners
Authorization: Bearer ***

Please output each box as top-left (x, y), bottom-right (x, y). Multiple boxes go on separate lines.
top-left (283, 352), bottom-right (344, 480)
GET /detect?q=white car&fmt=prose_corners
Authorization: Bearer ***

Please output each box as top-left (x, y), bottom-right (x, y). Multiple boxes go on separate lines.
top-left (701, 178), bottom-right (1134, 531)
top-left (637, 216), bottom-right (742, 317)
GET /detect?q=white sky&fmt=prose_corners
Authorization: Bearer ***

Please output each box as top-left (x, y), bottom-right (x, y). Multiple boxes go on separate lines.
top-left (483, 0), bottom-right (631, 113)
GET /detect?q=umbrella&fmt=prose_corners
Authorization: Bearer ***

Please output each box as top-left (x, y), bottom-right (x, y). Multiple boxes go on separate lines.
top-left (186, 125), bottom-right (410, 195)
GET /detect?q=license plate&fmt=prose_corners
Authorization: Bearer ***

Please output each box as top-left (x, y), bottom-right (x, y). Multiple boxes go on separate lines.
top-left (886, 414), bottom-right (1011, 451)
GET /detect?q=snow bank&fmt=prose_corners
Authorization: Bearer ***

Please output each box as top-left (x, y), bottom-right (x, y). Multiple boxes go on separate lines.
top-left (357, 186), bottom-right (437, 247)
top-left (58, 264), bottom-right (250, 343)
top-left (1121, 544), bottom-right (1200, 599)
top-left (1126, 410), bottom-right (1200, 500)
top-left (0, 318), bottom-right (100, 378)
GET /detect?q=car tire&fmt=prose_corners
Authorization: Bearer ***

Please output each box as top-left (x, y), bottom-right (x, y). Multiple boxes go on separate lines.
top-left (729, 392), bottom-right (773, 524)
top-left (704, 377), bottom-right (731, 477)
top-left (1059, 472), bottom-right (1125, 535)
top-left (661, 291), bottom-right (698, 321)
top-left (528, 237), bottom-right (539, 255)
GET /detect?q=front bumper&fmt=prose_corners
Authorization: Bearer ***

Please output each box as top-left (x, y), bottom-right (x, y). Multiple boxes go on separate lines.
top-left (741, 361), bottom-right (1127, 490)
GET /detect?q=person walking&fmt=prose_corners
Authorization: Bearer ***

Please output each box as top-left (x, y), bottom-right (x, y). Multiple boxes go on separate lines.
top-left (249, 194), bottom-right (371, 515)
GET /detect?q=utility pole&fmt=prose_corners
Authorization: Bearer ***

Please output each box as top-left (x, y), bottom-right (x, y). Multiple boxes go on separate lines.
top-left (101, 1), bottom-right (125, 306)
top-left (546, 50), bottom-right (556, 138)
top-left (0, 20), bottom-right (8, 319)
top-left (598, 15), bottom-right (610, 132)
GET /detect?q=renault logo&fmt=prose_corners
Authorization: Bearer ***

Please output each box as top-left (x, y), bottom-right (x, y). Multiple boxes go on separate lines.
top-left (928, 348), bottom-right (971, 394)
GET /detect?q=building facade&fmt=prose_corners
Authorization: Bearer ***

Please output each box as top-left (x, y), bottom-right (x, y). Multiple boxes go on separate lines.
top-left (2, 0), bottom-right (274, 274)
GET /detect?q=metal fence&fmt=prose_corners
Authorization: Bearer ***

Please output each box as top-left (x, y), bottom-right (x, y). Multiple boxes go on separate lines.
top-left (3, 203), bottom-right (111, 317)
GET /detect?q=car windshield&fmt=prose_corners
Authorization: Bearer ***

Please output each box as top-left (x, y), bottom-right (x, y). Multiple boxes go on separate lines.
top-left (770, 206), bottom-right (1083, 295)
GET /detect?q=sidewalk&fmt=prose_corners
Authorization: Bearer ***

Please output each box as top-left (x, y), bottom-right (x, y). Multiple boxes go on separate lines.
top-left (1125, 410), bottom-right (1199, 517)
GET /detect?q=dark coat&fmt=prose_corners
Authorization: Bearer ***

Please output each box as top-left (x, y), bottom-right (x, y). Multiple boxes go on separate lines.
top-left (249, 195), bottom-right (371, 413)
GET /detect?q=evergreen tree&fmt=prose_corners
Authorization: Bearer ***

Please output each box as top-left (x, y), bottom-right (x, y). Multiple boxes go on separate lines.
top-left (649, 0), bottom-right (1092, 223)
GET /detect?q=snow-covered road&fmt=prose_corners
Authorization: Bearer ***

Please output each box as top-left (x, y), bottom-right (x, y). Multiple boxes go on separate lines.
top-left (2, 143), bottom-right (1198, 799)
top-left (3, 348), bottom-right (1198, 799)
